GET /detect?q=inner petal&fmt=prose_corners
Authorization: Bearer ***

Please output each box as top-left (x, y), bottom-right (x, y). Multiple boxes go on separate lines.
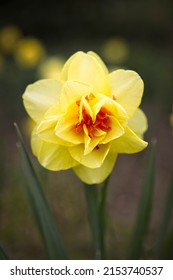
top-left (83, 125), bottom-right (105, 155)
top-left (75, 102), bottom-right (112, 140)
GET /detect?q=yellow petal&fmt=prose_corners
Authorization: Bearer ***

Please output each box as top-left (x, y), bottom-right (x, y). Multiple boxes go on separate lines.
top-left (111, 126), bottom-right (148, 154)
top-left (69, 143), bottom-right (110, 168)
top-left (62, 51), bottom-right (110, 95)
top-left (128, 108), bottom-right (148, 137)
top-left (23, 79), bottom-right (62, 123)
top-left (101, 116), bottom-right (125, 144)
top-left (73, 152), bottom-right (117, 184)
top-left (108, 69), bottom-right (144, 118)
top-left (93, 94), bottom-right (127, 122)
top-left (36, 119), bottom-right (70, 146)
top-left (61, 51), bottom-right (83, 81)
top-left (60, 80), bottom-right (93, 111)
top-left (55, 103), bottom-right (83, 145)
top-left (83, 126), bottom-right (105, 155)
top-left (31, 131), bottom-right (78, 170)
top-left (87, 51), bottom-right (109, 75)
top-left (36, 119), bottom-right (59, 144)
top-left (44, 103), bottom-right (62, 120)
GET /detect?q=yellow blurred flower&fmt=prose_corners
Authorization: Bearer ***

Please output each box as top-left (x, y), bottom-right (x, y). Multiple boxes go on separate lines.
top-left (22, 51), bottom-right (148, 184)
top-left (101, 37), bottom-right (129, 64)
top-left (14, 37), bottom-right (45, 68)
top-left (38, 56), bottom-right (65, 79)
top-left (0, 25), bottom-right (22, 53)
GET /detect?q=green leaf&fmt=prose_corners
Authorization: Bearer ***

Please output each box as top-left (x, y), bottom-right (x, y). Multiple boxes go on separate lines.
top-left (129, 140), bottom-right (156, 259)
top-left (14, 123), bottom-right (68, 260)
top-left (0, 244), bottom-right (10, 260)
top-left (154, 178), bottom-right (173, 259)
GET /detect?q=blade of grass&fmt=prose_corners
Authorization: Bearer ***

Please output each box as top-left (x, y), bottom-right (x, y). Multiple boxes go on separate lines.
top-left (129, 140), bottom-right (156, 259)
top-left (154, 178), bottom-right (173, 259)
top-left (14, 123), bottom-right (68, 260)
top-left (0, 244), bottom-right (10, 260)
top-left (84, 184), bottom-right (102, 259)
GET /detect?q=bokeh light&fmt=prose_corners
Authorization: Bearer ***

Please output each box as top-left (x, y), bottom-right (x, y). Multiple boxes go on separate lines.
top-left (38, 56), bottom-right (65, 79)
top-left (14, 37), bottom-right (45, 68)
top-left (101, 37), bottom-right (129, 65)
top-left (0, 25), bottom-right (22, 53)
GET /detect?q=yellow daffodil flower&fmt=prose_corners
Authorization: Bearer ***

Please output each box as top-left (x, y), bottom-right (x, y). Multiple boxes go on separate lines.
top-left (23, 51), bottom-right (148, 184)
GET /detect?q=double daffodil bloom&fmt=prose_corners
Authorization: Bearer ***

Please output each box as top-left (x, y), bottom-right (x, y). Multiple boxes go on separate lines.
top-left (23, 51), bottom-right (148, 184)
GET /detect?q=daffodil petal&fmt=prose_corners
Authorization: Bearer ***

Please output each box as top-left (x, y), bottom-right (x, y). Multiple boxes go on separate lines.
top-left (44, 103), bottom-right (62, 120)
top-left (111, 126), bottom-right (148, 154)
top-left (73, 152), bottom-right (117, 184)
top-left (36, 119), bottom-right (59, 144)
top-left (63, 52), bottom-right (110, 95)
top-left (61, 51), bottom-right (83, 81)
top-left (23, 79), bottom-right (62, 122)
top-left (84, 126), bottom-right (105, 155)
top-left (102, 116), bottom-right (125, 144)
top-left (55, 104), bottom-right (83, 145)
top-left (93, 94), bottom-right (127, 122)
top-left (108, 69), bottom-right (144, 118)
top-left (128, 108), bottom-right (148, 137)
top-left (31, 131), bottom-right (78, 170)
top-left (69, 143), bottom-right (110, 168)
top-left (87, 51), bottom-right (109, 75)
top-left (60, 80), bottom-right (93, 111)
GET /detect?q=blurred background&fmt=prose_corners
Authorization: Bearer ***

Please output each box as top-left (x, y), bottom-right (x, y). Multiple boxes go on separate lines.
top-left (0, 0), bottom-right (173, 259)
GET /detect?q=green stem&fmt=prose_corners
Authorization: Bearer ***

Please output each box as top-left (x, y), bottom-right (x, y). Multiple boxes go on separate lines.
top-left (84, 184), bottom-right (102, 259)
top-left (84, 177), bottom-right (110, 260)
top-left (99, 175), bottom-right (110, 259)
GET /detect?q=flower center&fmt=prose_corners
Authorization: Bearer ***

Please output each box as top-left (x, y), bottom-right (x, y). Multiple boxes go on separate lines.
top-left (75, 106), bottom-right (111, 138)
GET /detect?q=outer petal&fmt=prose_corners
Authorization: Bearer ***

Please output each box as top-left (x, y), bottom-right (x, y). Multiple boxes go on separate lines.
top-left (73, 152), bottom-right (117, 184)
top-left (87, 51), bottom-right (109, 75)
top-left (69, 143), bottom-right (110, 168)
top-left (128, 108), bottom-right (148, 137)
top-left (61, 51), bottom-right (83, 81)
top-left (31, 129), bottom-right (78, 170)
top-left (23, 79), bottom-right (62, 123)
top-left (36, 119), bottom-right (72, 146)
top-left (111, 126), bottom-right (148, 154)
top-left (61, 52), bottom-right (110, 95)
top-left (37, 119), bottom-right (59, 144)
top-left (108, 69), bottom-right (144, 118)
